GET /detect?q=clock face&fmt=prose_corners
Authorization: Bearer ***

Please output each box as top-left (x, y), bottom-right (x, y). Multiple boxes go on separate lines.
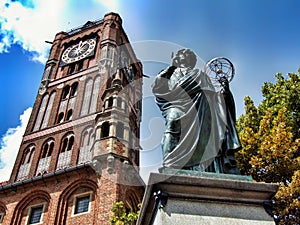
top-left (61, 39), bottom-right (96, 65)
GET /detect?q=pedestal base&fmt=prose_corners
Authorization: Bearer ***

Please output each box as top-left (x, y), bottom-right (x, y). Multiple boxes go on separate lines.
top-left (138, 172), bottom-right (278, 225)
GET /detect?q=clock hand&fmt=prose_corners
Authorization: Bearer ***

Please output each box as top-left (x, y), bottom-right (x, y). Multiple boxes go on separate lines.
top-left (78, 41), bottom-right (83, 49)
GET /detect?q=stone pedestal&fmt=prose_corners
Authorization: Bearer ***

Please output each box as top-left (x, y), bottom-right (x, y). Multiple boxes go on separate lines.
top-left (137, 171), bottom-right (278, 225)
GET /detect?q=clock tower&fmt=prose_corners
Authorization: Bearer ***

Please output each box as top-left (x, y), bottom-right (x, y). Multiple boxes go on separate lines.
top-left (0, 12), bottom-right (144, 225)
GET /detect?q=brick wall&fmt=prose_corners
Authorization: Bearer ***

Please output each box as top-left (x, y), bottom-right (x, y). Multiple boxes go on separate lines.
top-left (0, 166), bottom-right (144, 225)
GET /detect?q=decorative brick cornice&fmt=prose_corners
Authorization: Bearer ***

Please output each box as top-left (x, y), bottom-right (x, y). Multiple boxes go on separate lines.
top-left (23, 115), bottom-right (96, 143)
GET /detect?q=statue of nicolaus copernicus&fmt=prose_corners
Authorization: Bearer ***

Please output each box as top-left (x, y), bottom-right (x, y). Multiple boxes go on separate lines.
top-left (152, 49), bottom-right (241, 174)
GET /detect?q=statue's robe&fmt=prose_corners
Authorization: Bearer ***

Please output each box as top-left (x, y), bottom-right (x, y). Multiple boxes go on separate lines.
top-left (152, 67), bottom-right (241, 172)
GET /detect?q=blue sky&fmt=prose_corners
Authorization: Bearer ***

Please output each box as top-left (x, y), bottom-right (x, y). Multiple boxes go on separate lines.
top-left (0, 0), bottom-right (300, 181)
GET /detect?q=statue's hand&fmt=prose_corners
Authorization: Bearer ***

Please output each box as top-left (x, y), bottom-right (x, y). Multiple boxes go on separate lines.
top-left (172, 56), bottom-right (180, 67)
top-left (219, 76), bottom-right (230, 93)
top-left (160, 65), bottom-right (176, 79)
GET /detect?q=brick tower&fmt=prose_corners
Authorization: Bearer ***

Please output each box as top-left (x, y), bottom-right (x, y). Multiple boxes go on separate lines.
top-left (0, 12), bottom-right (144, 225)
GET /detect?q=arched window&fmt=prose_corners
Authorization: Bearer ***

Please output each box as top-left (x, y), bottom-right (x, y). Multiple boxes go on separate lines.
top-left (61, 138), bottom-right (68, 153)
top-left (57, 133), bottom-right (75, 170)
top-left (67, 109), bottom-right (73, 121)
top-left (58, 82), bottom-right (78, 124)
top-left (78, 127), bottom-right (93, 164)
top-left (108, 97), bottom-right (113, 108)
top-left (41, 91), bottom-right (56, 129)
top-left (21, 149), bottom-right (30, 165)
top-left (62, 85), bottom-right (70, 99)
top-left (68, 136), bottom-right (74, 151)
top-left (89, 76), bottom-right (100, 113)
top-left (33, 94), bottom-right (49, 131)
top-left (70, 82), bottom-right (78, 97)
top-left (17, 145), bottom-right (35, 181)
top-left (101, 122), bottom-right (110, 138)
top-left (36, 139), bottom-right (54, 175)
top-left (82, 131), bottom-right (89, 147)
top-left (41, 139), bottom-right (54, 158)
top-left (48, 142), bottom-right (54, 157)
top-left (81, 78), bottom-right (93, 116)
top-left (10, 191), bottom-right (50, 225)
top-left (27, 148), bottom-right (35, 163)
top-left (80, 76), bottom-right (100, 116)
top-left (57, 112), bottom-right (64, 124)
top-left (42, 143), bottom-right (49, 158)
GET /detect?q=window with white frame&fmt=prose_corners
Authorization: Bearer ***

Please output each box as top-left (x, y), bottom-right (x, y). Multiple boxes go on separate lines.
top-left (27, 203), bottom-right (45, 225)
top-left (72, 192), bottom-right (92, 216)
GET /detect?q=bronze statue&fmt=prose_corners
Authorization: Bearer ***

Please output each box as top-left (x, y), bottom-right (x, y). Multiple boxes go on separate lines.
top-left (152, 49), bottom-right (241, 174)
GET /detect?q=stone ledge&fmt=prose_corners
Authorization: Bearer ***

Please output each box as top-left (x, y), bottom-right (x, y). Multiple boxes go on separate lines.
top-left (159, 167), bottom-right (253, 181)
top-left (138, 172), bottom-right (278, 225)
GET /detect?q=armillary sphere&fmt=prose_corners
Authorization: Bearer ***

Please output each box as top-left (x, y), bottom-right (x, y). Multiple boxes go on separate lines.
top-left (205, 57), bottom-right (235, 85)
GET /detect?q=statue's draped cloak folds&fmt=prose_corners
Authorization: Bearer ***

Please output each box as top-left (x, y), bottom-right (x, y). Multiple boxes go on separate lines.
top-left (152, 68), bottom-right (241, 169)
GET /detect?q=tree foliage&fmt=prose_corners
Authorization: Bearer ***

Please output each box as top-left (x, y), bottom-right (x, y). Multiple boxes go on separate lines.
top-left (110, 201), bottom-right (141, 225)
top-left (274, 170), bottom-right (300, 224)
top-left (249, 107), bottom-right (299, 183)
top-left (236, 70), bottom-right (300, 224)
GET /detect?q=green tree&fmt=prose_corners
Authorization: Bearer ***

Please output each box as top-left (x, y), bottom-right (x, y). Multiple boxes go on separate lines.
top-left (274, 170), bottom-right (300, 224)
top-left (236, 70), bottom-right (300, 224)
top-left (236, 96), bottom-right (260, 175)
top-left (259, 71), bottom-right (300, 139)
top-left (249, 107), bottom-right (299, 183)
top-left (110, 201), bottom-right (141, 225)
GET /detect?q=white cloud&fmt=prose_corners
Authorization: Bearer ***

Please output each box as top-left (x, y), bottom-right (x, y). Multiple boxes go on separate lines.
top-left (0, 108), bottom-right (32, 182)
top-left (0, 0), bottom-right (67, 63)
top-left (0, 0), bottom-right (122, 63)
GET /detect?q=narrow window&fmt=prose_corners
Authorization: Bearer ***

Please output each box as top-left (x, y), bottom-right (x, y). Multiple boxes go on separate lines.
top-left (57, 112), bottom-right (64, 124)
top-left (48, 142), bottom-right (54, 157)
top-left (108, 97), bottom-right (113, 108)
top-left (89, 76), bottom-right (100, 113)
top-left (70, 82), bottom-right (78, 97)
top-left (82, 131), bottom-right (89, 147)
top-left (42, 144), bottom-right (48, 158)
top-left (101, 122), bottom-right (110, 138)
top-left (117, 97), bottom-right (122, 108)
top-left (33, 94), bottom-right (49, 131)
top-left (68, 136), bottom-right (74, 151)
top-left (22, 150), bottom-right (30, 165)
top-left (28, 205), bottom-right (43, 224)
top-left (27, 148), bottom-right (35, 163)
top-left (62, 86), bottom-right (70, 99)
top-left (80, 79), bottom-right (93, 116)
top-left (67, 109), bottom-right (73, 121)
top-left (61, 138), bottom-right (68, 153)
top-left (116, 122), bottom-right (124, 139)
top-left (78, 61), bottom-right (84, 72)
top-left (41, 91), bottom-right (56, 129)
top-left (74, 195), bottom-right (90, 214)
top-left (69, 64), bottom-right (75, 74)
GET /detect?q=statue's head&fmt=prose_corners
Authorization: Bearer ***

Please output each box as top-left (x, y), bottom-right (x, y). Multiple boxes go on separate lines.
top-left (173, 49), bottom-right (197, 69)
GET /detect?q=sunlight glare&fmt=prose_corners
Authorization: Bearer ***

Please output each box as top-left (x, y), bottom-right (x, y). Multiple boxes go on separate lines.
top-left (95, 0), bottom-right (119, 12)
